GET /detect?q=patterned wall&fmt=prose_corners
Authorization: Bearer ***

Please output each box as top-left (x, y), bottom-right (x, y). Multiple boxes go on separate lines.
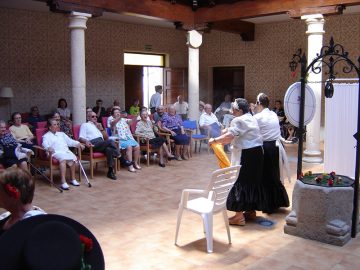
top-left (0, 7), bottom-right (359, 119)
top-left (200, 14), bottom-right (360, 106)
top-left (0, 7), bottom-right (188, 118)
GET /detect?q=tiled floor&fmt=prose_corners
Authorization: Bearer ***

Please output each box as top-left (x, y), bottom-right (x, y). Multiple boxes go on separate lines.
top-left (9, 144), bottom-right (360, 269)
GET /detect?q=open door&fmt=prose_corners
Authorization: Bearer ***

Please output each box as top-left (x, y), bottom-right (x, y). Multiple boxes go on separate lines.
top-left (125, 65), bottom-right (143, 112)
top-left (163, 68), bottom-right (188, 106)
top-left (213, 66), bottom-right (244, 109)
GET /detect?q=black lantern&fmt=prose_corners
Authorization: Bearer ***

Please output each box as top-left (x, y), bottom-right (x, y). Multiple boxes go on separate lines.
top-left (324, 80), bottom-right (334, 98)
top-left (289, 60), bottom-right (297, 72)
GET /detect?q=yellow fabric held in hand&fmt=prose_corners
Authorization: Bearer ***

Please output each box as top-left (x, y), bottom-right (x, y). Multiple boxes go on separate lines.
top-left (211, 143), bottom-right (230, 168)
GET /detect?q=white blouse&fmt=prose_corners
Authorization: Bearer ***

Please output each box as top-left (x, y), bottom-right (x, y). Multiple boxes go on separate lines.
top-left (254, 108), bottom-right (281, 141)
top-left (228, 113), bottom-right (263, 150)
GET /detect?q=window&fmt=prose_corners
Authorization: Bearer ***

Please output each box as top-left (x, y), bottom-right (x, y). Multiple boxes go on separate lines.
top-left (124, 53), bottom-right (164, 67)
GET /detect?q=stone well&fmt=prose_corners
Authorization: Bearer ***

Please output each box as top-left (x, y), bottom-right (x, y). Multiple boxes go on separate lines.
top-left (284, 176), bottom-right (354, 246)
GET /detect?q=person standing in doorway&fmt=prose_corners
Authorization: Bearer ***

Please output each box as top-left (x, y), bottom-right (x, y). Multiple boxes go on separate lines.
top-left (150, 85), bottom-right (163, 114)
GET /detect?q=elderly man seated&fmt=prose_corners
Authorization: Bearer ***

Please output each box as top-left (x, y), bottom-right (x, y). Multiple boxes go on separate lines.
top-left (42, 119), bottom-right (85, 190)
top-left (79, 112), bottom-right (120, 180)
top-left (199, 104), bottom-right (222, 138)
top-left (27, 106), bottom-right (45, 132)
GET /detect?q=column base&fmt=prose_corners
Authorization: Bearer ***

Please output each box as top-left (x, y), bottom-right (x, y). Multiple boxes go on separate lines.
top-left (303, 156), bottom-right (323, 163)
top-left (303, 149), bottom-right (321, 156)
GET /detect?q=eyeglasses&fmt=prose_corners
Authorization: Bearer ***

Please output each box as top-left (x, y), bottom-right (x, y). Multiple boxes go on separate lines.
top-left (14, 117), bottom-right (21, 119)
top-left (91, 115), bottom-right (97, 118)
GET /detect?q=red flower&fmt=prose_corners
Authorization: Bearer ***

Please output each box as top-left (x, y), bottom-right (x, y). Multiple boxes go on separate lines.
top-left (80, 234), bottom-right (93, 252)
top-left (328, 179), bottom-right (334, 186)
top-left (4, 184), bottom-right (20, 199)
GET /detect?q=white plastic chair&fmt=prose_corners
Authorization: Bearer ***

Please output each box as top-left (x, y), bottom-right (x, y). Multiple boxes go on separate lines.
top-left (174, 165), bottom-right (241, 253)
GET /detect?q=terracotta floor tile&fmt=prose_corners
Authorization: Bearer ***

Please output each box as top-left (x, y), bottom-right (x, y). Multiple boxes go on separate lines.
top-left (3, 144), bottom-right (360, 269)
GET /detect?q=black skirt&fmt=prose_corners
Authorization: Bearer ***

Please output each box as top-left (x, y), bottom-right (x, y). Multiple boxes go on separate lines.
top-left (148, 137), bottom-right (166, 149)
top-left (261, 141), bottom-right (289, 213)
top-left (227, 146), bottom-right (269, 212)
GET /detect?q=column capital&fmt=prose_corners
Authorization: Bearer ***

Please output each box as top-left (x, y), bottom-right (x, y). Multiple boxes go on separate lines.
top-left (69, 12), bottom-right (92, 30)
top-left (187, 30), bottom-right (202, 49)
top-left (301, 14), bottom-right (325, 35)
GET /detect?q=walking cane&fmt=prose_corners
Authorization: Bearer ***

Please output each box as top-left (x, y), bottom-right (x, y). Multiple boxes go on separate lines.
top-left (27, 161), bottom-right (63, 193)
top-left (77, 160), bottom-right (92, 187)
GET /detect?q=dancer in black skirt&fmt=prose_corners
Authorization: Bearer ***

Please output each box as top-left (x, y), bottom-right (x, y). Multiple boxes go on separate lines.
top-left (254, 93), bottom-right (290, 213)
top-left (209, 98), bottom-right (267, 226)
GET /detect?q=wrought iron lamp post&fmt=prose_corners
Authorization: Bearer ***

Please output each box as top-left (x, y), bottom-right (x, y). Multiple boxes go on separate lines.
top-left (289, 37), bottom-right (360, 237)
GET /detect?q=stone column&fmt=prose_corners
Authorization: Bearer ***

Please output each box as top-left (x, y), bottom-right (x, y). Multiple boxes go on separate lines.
top-left (187, 30), bottom-right (202, 121)
top-left (302, 14), bottom-right (325, 163)
top-left (68, 12), bottom-right (91, 125)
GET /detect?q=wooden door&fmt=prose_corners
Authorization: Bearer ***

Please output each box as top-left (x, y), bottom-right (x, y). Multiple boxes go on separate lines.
top-left (125, 65), bottom-right (143, 112)
top-left (163, 68), bottom-right (188, 106)
top-left (213, 66), bottom-right (245, 109)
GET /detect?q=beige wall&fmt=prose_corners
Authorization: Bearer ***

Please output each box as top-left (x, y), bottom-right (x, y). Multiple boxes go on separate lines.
top-left (0, 7), bottom-right (359, 120)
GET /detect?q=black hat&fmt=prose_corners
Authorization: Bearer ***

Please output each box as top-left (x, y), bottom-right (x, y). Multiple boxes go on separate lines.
top-left (0, 214), bottom-right (105, 270)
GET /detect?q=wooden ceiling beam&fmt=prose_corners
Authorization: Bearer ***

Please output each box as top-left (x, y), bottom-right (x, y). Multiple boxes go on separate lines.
top-left (44, 0), bottom-right (195, 24)
top-left (211, 20), bottom-right (255, 41)
top-left (194, 0), bottom-right (360, 23)
top-left (288, 5), bottom-right (345, 18)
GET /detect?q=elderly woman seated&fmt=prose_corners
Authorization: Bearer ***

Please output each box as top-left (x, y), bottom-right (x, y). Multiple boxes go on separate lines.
top-left (9, 112), bottom-right (35, 150)
top-left (0, 167), bottom-right (45, 235)
top-left (0, 120), bottom-right (30, 172)
top-left (111, 108), bottom-right (141, 172)
top-left (51, 112), bottom-right (73, 138)
top-left (135, 110), bottom-right (175, 167)
top-left (161, 105), bottom-right (190, 161)
top-left (42, 119), bottom-right (85, 190)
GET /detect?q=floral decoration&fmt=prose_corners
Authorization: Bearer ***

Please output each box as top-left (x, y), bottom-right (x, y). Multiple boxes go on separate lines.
top-left (80, 234), bottom-right (93, 252)
top-left (80, 234), bottom-right (93, 270)
top-left (4, 183), bottom-right (20, 199)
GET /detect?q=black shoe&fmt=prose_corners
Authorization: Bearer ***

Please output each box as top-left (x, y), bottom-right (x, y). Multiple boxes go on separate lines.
top-left (167, 156), bottom-right (176, 161)
top-left (107, 171), bottom-right (117, 180)
top-left (158, 162), bottom-right (166, 167)
top-left (120, 157), bottom-right (133, 167)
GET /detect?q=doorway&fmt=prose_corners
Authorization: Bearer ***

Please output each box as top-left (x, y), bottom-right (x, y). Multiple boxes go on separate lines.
top-left (213, 66), bottom-right (245, 109)
top-left (124, 53), bottom-right (165, 112)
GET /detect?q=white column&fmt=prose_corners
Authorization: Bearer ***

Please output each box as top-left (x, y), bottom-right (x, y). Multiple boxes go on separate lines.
top-left (68, 12), bottom-right (91, 125)
top-left (302, 14), bottom-right (325, 163)
top-left (187, 30), bottom-right (202, 121)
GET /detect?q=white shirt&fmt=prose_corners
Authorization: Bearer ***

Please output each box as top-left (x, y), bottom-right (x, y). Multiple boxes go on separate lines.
top-left (215, 101), bottom-right (232, 113)
top-left (150, 92), bottom-right (162, 108)
top-left (79, 122), bottom-right (103, 141)
top-left (174, 101), bottom-right (189, 115)
top-left (42, 131), bottom-right (80, 162)
top-left (254, 108), bottom-right (281, 141)
top-left (199, 112), bottom-right (220, 127)
top-left (228, 113), bottom-right (263, 150)
top-left (56, 108), bottom-right (71, 119)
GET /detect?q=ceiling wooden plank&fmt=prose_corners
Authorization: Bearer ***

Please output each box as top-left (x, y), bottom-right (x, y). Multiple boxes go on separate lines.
top-left (194, 0), bottom-right (360, 23)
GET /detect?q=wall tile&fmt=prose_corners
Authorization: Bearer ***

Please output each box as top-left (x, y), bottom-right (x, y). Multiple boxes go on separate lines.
top-left (1, 7), bottom-right (360, 114)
